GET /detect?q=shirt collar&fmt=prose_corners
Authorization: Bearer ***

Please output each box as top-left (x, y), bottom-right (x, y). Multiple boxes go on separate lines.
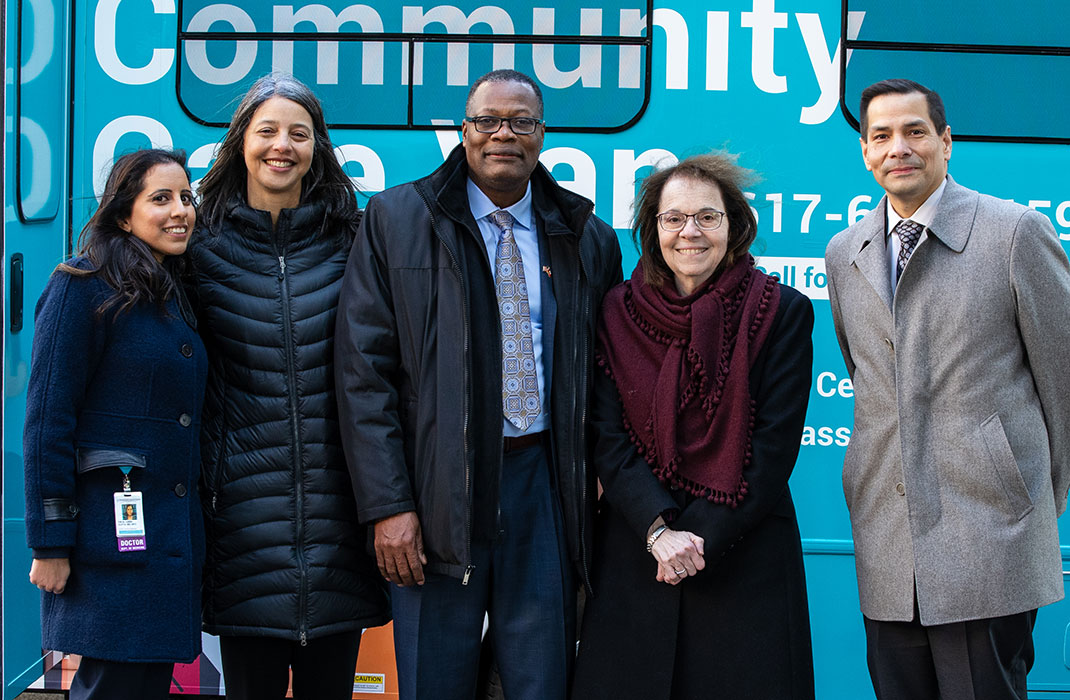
top-left (467, 178), bottom-right (534, 232)
top-left (886, 176), bottom-right (948, 235)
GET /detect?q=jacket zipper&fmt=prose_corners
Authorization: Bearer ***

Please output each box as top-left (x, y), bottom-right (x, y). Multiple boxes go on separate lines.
top-left (416, 185), bottom-right (475, 585)
top-left (210, 446), bottom-right (223, 512)
top-left (209, 369), bottom-right (228, 512)
top-left (571, 205), bottom-right (596, 593)
top-left (278, 252), bottom-right (310, 642)
top-left (575, 254), bottom-right (593, 593)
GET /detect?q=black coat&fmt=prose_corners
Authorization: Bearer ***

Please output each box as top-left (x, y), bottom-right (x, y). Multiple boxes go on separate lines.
top-left (573, 284), bottom-right (816, 700)
top-left (334, 145), bottom-right (622, 586)
top-left (24, 261), bottom-right (207, 662)
top-left (191, 199), bottom-right (389, 641)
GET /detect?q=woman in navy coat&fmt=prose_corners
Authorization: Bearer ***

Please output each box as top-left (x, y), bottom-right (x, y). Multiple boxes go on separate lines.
top-left (23, 149), bottom-right (208, 700)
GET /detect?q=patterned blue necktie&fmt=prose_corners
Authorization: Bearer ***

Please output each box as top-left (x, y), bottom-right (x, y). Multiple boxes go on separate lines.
top-left (894, 219), bottom-right (923, 282)
top-left (491, 209), bottom-right (541, 431)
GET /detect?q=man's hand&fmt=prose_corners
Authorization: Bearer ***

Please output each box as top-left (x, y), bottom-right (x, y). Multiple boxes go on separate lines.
top-left (30, 557), bottom-right (71, 594)
top-left (374, 511), bottom-right (427, 587)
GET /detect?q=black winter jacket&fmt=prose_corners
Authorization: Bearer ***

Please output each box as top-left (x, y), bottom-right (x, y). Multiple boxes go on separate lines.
top-left (335, 145), bottom-right (622, 590)
top-left (191, 198), bottom-right (389, 641)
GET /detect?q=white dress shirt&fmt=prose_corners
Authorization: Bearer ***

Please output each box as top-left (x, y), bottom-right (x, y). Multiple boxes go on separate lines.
top-left (886, 177), bottom-right (948, 291)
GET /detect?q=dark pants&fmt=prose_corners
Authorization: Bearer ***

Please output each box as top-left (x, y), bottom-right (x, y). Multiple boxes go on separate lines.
top-left (69, 657), bottom-right (173, 700)
top-left (219, 630), bottom-right (362, 700)
top-left (391, 442), bottom-right (574, 700)
top-left (864, 608), bottom-right (1036, 700)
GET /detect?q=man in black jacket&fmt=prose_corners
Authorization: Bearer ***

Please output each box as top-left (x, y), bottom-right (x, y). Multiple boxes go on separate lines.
top-left (335, 70), bottom-right (621, 700)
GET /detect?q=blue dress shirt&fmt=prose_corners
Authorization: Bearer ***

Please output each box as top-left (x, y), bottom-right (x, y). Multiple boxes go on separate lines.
top-left (467, 178), bottom-right (550, 436)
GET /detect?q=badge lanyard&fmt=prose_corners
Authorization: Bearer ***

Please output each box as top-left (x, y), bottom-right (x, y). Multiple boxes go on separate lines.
top-left (113, 466), bottom-right (147, 552)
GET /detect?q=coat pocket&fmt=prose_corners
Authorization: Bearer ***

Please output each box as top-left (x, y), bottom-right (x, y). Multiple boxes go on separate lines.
top-left (77, 448), bottom-right (147, 473)
top-left (73, 447), bottom-right (150, 567)
top-left (979, 414), bottom-right (1034, 521)
top-left (841, 437), bottom-right (861, 510)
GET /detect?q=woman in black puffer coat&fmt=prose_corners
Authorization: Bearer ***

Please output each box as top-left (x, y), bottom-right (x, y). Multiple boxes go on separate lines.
top-left (191, 72), bottom-right (388, 700)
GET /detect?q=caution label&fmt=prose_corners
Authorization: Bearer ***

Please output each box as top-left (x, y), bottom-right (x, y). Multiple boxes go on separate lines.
top-left (353, 673), bottom-right (386, 694)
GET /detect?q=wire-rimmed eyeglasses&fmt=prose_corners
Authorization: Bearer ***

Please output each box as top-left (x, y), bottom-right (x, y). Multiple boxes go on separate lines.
top-left (465, 116), bottom-right (544, 135)
top-left (656, 208), bottom-right (726, 232)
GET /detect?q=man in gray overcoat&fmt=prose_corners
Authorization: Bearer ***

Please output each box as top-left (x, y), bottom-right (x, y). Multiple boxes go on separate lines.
top-left (825, 78), bottom-right (1070, 700)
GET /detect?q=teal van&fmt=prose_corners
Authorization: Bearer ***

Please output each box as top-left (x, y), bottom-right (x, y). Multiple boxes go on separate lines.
top-left (5, 0), bottom-right (1069, 696)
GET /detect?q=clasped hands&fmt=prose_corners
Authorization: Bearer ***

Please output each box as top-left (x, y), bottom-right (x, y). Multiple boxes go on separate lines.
top-left (649, 521), bottom-right (705, 585)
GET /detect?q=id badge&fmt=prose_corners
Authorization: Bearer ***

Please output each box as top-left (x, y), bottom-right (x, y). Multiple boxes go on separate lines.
top-left (113, 491), bottom-right (147, 552)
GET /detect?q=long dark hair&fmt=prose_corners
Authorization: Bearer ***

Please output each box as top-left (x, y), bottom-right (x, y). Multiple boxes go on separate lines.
top-left (59, 148), bottom-right (192, 316)
top-left (197, 71), bottom-right (359, 240)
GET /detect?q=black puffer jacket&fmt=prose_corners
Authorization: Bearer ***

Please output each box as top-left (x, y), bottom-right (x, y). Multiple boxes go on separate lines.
top-left (191, 198), bottom-right (389, 642)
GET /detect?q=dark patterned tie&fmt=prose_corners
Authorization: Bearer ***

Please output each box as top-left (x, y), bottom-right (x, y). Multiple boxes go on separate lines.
top-left (894, 219), bottom-right (924, 282)
top-left (491, 210), bottom-right (541, 431)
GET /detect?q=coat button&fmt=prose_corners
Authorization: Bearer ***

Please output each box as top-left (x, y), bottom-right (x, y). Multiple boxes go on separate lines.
top-left (896, 482), bottom-right (906, 496)
top-left (174, 483), bottom-right (187, 497)
top-left (180, 343), bottom-right (193, 358)
top-left (179, 413), bottom-right (192, 427)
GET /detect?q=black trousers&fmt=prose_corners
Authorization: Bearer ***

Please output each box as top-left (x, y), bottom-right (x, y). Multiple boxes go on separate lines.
top-left (864, 608), bottom-right (1036, 700)
top-left (69, 657), bottom-right (173, 700)
top-left (219, 630), bottom-right (362, 700)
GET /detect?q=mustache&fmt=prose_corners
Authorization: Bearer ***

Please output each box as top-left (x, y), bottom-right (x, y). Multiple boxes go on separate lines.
top-left (884, 160), bottom-right (922, 172)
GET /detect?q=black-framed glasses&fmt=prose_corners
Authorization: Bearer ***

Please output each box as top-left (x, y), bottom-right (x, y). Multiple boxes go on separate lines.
top-left (656, 208), bottom-right (726, 232)
top-left (465, 116), bottom-right (544, 135)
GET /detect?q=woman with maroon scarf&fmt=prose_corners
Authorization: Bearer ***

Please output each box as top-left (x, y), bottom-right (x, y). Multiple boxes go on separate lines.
top-left (573, 153), bottom-right (815, 700)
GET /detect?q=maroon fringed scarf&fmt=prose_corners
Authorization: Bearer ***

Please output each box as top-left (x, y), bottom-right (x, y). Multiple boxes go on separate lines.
top-left (597, 255), bottom-right (780, 506)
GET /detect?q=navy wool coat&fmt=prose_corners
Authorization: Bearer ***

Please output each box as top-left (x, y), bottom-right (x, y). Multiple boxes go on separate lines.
top-left (23, 259), bottom-right (207, 663)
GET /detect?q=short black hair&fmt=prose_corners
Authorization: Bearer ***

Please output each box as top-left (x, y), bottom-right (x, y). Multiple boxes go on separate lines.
top-left (465, 70), bottom-right (544, 119)
top-left (859, 78), bottom-right (947, 139)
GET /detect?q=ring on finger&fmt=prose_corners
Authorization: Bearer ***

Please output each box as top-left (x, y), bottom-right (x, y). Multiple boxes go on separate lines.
top-left (674, 568), bottom-right (686, 575)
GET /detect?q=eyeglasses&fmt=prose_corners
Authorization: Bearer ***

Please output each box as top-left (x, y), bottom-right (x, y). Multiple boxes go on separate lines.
top-left (465, 116), bottom-right (544, 135)
top-left (656, 208), bottom-right (726, 232)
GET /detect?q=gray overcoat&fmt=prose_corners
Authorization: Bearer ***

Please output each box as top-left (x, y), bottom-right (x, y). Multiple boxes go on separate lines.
top-left (825, 176), bottom-right (1070, 625)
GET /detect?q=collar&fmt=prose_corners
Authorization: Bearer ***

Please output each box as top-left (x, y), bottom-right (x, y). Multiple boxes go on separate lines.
top-left (466, 179), bottom-right (534, 232)
top-left (886, 177), bottom-right (947, 235)
top-left (223, 195), bottom-right (327, 246)
top-left (422, 145), bottom-right (593, 238)
top-left (849, 175), bottom-right (975, 271)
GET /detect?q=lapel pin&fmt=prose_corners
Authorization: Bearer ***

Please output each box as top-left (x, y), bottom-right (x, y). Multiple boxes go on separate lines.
top-left (542, 265), bottom-right (552, 278)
